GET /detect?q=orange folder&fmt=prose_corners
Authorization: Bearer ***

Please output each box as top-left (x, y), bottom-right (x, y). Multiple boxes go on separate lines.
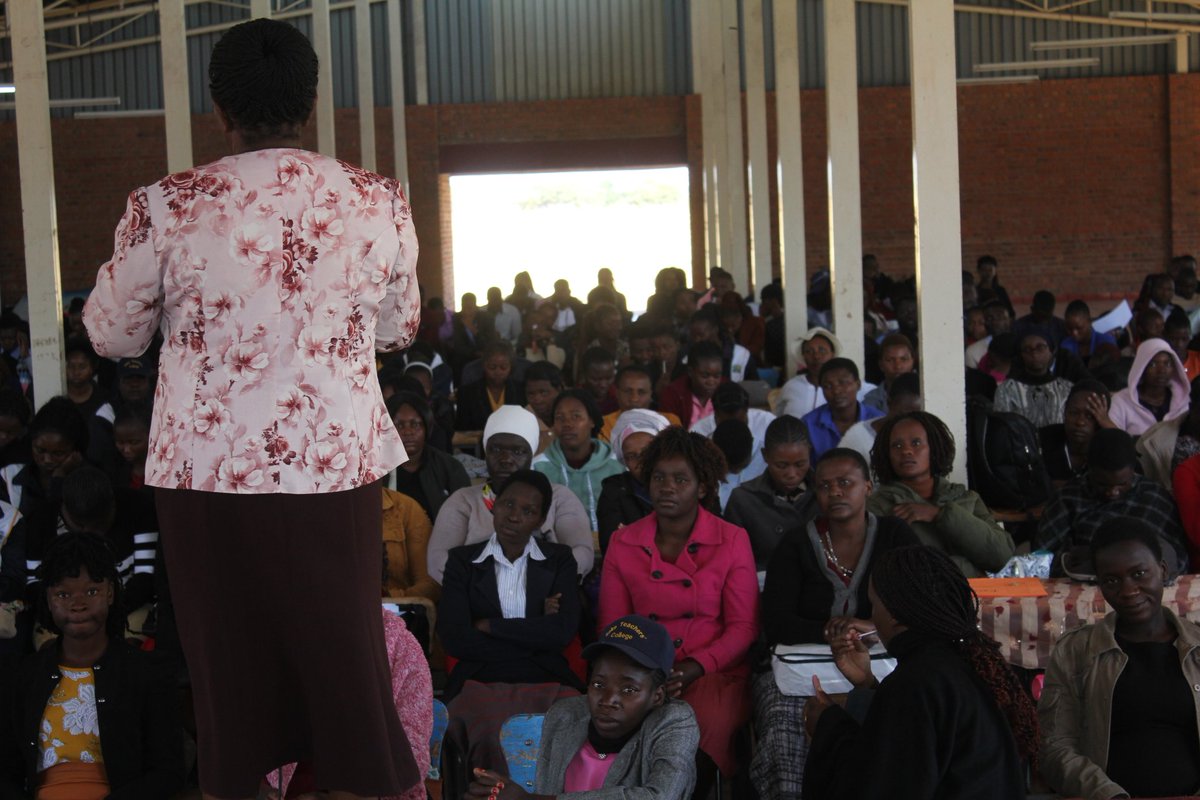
top-left (968, 577), bottom-right (1049, 598)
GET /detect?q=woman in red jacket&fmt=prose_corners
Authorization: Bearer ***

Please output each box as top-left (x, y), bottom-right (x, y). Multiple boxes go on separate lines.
top-left (598, 427), bottom-right (759, 790)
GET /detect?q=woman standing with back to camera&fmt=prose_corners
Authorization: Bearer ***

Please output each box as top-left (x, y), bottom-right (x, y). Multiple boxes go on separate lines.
top-left (84, 19), bottom-right (421, 800)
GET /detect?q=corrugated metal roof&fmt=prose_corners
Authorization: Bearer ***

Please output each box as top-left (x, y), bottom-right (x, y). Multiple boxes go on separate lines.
top-left (0, 0), bottom-right (1197, 123)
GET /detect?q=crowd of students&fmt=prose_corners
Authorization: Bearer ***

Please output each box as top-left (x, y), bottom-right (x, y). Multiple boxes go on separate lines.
top-left (3, 255), bottom-right (1200, 798)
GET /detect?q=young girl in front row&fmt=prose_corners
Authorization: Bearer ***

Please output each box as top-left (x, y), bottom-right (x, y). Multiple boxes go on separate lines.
top-left (467, 614), bottom-right (700, 799)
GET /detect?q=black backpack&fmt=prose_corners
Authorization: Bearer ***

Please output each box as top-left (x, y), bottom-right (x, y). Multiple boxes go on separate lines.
top-left (966, 396), bottom-right (1053, 511)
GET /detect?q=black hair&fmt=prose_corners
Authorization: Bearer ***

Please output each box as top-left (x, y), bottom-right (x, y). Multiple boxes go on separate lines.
top-left (524, 361), bottom-right (564, 390)
top-left (482, 339), bottom-right (515, 362)
top-left (689, 307), bottom-right (721, 331)
top-left (64, 337), bottom-right (99, 365)
top-left (1090, 515), bottom-right (1164, 564)
top-left (37, 531), bottom-right (126, 640)
top-left (494, 468), bottom-right (553, 519)
top-left (208, 19), bottom-right (318, 139)
top-left (30, 396), bottom-right (88, 453)
top-left (763, 415), bottom-right (812, 454)
top-left (817, 447), bottom-right (871, 481)
top-left (585, 646), bottom-right (668, 690)
top-left (385, 391), bottom-right (433, 432)
top-left (1064, 300), bottom-right (1091, 318)
top-left (887, 372), bottom-right (921, 402)
top-left (615, 364), bottom-right (654, 386)
top-left (688, 341), bottom-right (724, 368)
top-left (62, 465), bottom-right (116, 533)
top-left (1165, 309), bottom-right (1192, 334)
top-left (552, 389), bottom-right (603, 437)
top-left (581, 347), bottom-right (616, 373)
top-left (1032, 290), bottom-right (1056, 313)
top-left (818, 357), bottom-right (860, 383)
top-left (980, 298), bottom-right (1010, 314)
top-left (1088, 428), bottom-right (1138, 473)
top-left (988, 332), bottom-right (1016, 360)
top-left (0, 389), bottom-right (30, 426)
top-left (878, 333), bottom-right (914, 357)
top-left (871, 411), bottom-right (955, 483)
top-left (712, 419), bottom-right (753, 472)
top-left (1192, 376), bottom-right (1200, 408)
top-left (639, 427), bottom-right (727, 515)
top-left (871, 546), bottom-right (1039, 760)
top-left (712, 382), bottom-right (750, 415)
top-left (760, 283), bottom-right (783, 303)
top-left (427, 297), bottom-right (445, 311)
top-left (1065, 379), bottom-right (1110, 408)
top-left (976, 255), bottom-right (998, 270)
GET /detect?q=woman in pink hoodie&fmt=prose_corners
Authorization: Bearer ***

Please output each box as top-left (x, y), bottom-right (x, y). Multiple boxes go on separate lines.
top-left (1109, 338), bottom-right (1192, 437)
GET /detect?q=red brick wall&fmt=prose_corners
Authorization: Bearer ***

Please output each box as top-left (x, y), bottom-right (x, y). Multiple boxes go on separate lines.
top-left (0, 74), bottom-right (1190, 309)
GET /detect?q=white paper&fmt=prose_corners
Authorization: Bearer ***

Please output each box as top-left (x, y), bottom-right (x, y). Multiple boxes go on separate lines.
top-left (1092, 299), bottom-right (1132, 335)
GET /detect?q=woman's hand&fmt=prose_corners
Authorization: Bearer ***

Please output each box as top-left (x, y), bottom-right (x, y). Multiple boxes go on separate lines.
top-left (891, 502), bottom-right (940, 524)
top-left (473, 618), bottom-right (491, 634)
top-left (52, 451), bottom-right (84, 479)
top-left (467, 768), bottom-right (533, 800)
top-left (831, 629), bottom-right (876, 690)
top-left (823, 616), bottom-right (876, 645)
top-left (666, 658), bottom-right (705, 698)
top-left (1086, 393), bottom-right (1117, 429)
top-left (803, 676), bottom-right (836, 738)
top-left (543, 593), bottom-right (561, 615)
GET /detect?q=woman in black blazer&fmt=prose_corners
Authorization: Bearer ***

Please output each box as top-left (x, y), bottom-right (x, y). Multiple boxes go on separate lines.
top-left (436, 470), bottom-right (581, 701)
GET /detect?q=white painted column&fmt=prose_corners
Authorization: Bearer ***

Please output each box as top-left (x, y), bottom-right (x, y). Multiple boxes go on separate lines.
top-left (312, 0), bottom-right (336, 156)
top-left (774, 0), bottom-right (808, 377)
top-left (743, 0), bottom-right (771, 298)
top-left (824, 0), bottom-right (865, 370)
top-left (11, 1), bottom-right (65, 407)
top-left (688, 0), bottom-right (713, 270)
top-left (387, 0), bottom-right (409, 190)
top-left (159, 0), bottom-right (192, 173)
top-left (1176, 33), bottom-right (1190, 74)
top-left (355, 0), bottom-right (376, 171)
top-left (250, 0), bottom-right (270, 19)
top-left (412, 0), bottom-right (429, 105)
top-left (720, 0), bottom-right (750, 293)
top-left (910, 0), bottom-right (967, 481)
top-left (700, 0), bottom-right (730, 282)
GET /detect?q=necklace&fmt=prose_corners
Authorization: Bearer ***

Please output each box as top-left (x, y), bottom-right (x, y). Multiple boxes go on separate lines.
top-left (821, 530), bottom-right (854, 579)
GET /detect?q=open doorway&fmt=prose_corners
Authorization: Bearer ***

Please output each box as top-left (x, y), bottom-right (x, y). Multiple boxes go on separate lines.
top-left (447, 167), bottom-right (691, 315)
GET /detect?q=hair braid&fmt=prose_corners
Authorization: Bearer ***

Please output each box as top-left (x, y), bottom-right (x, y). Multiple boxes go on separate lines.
top-left (870, 411), bottom-right (955, 483)
top-left (872, 546), bottom-right (1039, 762)
top-left (209, 19), bottom-right (318, 139)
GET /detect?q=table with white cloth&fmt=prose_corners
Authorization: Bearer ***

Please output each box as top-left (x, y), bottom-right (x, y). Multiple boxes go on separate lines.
top-left (977, 575), bottom-right (1200, 670)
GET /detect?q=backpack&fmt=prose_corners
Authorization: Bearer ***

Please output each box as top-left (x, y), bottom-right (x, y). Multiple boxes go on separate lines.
top-left (966, 396), bottom-right (1053, 510)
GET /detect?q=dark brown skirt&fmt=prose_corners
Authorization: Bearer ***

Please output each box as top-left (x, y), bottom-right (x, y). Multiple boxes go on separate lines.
top-left (156, 482), bottom-right (420, 798)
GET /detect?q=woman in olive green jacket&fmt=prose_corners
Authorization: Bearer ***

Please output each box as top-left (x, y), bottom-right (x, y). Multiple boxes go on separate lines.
top-left (866, 411), bottom-right (1014, 578)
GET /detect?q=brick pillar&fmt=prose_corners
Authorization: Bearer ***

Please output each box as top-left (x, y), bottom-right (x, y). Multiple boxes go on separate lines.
top-left (686, 94), bottom-right (707, 289)
top-left (1169, 74), bottom-right (1200, 258)
top-left (405, 105), bottom-right (446, 300)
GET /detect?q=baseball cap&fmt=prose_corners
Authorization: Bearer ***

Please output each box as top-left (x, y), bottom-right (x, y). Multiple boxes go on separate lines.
top-left (117, 357), bottom-right (157, 377)
top-left (583, 614), bottom-right (675, 675)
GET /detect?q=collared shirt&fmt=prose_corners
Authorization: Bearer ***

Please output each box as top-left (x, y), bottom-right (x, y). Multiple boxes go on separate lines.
top-left (472, 533), bottom-right (546, 619)
top-left (801, 403), bottom-right (885, 461)
top-left (690, 395), bottom-right (714, 426)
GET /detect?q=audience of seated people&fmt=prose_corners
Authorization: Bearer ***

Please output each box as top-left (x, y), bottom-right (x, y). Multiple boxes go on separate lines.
top-left (751, 448), bottom-right (918, 800)
top-left (14, 258), bottom-right (1200, 797)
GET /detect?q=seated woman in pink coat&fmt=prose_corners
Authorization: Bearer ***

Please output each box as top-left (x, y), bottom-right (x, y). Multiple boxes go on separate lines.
top-left (598, 427), bottom-right (759, 794)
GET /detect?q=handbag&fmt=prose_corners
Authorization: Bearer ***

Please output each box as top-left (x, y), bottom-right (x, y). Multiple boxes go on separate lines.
top-left (771, 642), bottom-right (897, 696)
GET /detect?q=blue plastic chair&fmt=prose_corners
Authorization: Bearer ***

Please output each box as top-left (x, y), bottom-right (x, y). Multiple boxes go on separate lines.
top-left (499, 713), bottom-right (545, 792)
top-left (428, 698), bottom-right (449, 780)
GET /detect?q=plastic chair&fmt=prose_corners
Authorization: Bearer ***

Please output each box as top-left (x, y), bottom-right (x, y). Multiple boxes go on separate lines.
top-left (429, 698), bottom-right (449, 780)
top-left (499, 713), bottom-right (545, 792)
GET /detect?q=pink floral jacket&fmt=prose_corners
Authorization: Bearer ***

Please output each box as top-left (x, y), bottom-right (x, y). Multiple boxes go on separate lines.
top-left (84, 149), bottom-right (419, 494)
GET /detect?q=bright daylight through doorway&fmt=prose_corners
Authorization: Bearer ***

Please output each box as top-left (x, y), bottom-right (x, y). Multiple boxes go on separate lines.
top-left (448, 167), bottom-right (692, 315)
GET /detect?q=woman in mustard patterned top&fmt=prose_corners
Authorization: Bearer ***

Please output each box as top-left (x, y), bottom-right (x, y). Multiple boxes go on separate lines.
top-left (0, 532), bottom-right (183, 799)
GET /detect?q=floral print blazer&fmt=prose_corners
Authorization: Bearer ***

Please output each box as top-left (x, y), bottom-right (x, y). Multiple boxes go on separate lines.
top-left (85, 149), bottom-right (419, 494)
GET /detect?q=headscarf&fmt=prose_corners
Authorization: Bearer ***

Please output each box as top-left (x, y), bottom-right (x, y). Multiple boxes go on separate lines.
top-left (609, 409), bottom-right (671, 466)
top-left (482, 405), bottom-right (540, 455)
